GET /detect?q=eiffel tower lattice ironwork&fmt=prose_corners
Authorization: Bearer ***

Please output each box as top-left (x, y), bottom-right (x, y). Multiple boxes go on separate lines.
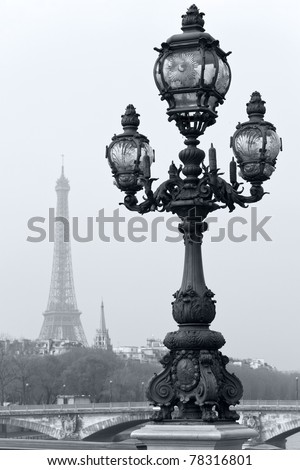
top-left (38, 164), bottom-right (88, 346)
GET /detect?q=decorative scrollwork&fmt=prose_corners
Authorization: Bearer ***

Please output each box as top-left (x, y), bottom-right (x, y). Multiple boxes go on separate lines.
top-left (147, 347), bottom-right (244, 422)
top-left (122, 163), bottom-right (184, 214)
top-left (147, 353), bottom-right (175, 406)
top-left (208, 173), bottom-right (265, 213)
top-left (220, 366), bottom-right (243, 406)
top-left (195, 351), bottom-right (218, 406)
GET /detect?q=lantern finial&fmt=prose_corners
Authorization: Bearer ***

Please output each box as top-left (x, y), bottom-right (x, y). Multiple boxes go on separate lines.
top-left (246, 92), bottom-right (266, 120)
top-left (181, 5), bottom-right (205, 31)
top-left (121, 104), bottom-right (140, 131)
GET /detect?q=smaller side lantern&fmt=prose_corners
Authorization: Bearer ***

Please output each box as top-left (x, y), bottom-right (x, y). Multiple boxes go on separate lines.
top-left (231, 92), bottom-right (282, 183)
top-left (106, 105), bottom-right (155, 194)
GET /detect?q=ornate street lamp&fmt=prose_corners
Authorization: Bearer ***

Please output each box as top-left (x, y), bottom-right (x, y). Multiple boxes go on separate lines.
top-left (25, 383), bottom-right (30, 406)
top-left (109, 380), bottom-right (113, 404)
top-left (106, 5), bottom-right (282, 449)
top-left (141, 381), bottom-right (145, 402)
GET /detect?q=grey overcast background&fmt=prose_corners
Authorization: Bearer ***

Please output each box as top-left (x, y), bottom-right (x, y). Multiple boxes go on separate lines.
top-left (0, 0), bottom-right (299, 371)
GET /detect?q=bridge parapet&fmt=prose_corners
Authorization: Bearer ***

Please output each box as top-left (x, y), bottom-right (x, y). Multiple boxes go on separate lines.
top-left (238, 400), bottom-right (300, 408)
top-left (238, 408), bottom-right (300, 449)
top-left (0, 402), bottom-right (153, 417)
top-left (0, 409), bottom-right (152, 441)
top-left (1, 400), bottom-right (299, 415)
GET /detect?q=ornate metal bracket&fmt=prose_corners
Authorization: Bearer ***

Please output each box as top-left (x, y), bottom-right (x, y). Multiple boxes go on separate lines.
top-left (121, 153), bottom-right (266, 216)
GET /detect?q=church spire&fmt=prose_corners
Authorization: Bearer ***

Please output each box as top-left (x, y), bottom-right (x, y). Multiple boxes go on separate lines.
top-left (100, 299), bottom-right (106, 331)
top-left (94, 300), bottom-right (112, 351)
top-left (61, 154), bottom-right (65, 176)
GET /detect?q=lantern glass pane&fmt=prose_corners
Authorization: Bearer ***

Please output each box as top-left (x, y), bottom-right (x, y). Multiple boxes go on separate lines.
top-left (109, 141), bottom-right (137, 172)
top-left (234, 128), bottom-right (263, 162)
top-left (203, 50), bottom-right (217, 85)
top-left (215, 59), bottom-right (230, 95)
top-left (139, 143), bottom-right (155, 173)
top-left (154, 60), bottom-right (164, 91)
top-left (163, 50), bottom-right (203, 89)
top-left (140, 143), bottom-right (154, 163)
top-left (265, 130), bottom-right (281, 162)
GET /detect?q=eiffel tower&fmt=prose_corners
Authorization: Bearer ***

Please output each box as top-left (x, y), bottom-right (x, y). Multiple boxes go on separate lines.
top-left (38, 163), bottom-right (88, 347)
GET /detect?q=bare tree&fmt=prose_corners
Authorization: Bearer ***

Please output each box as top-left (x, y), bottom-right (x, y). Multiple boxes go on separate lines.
top-left (0, 351), bottom-right (17, 405)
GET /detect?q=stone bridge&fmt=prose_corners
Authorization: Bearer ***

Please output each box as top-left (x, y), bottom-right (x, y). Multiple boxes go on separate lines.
top-left (0, 403), bottom-right (152, 441)
top-left (237, 400), bottom-right (300, 448)
top-left (0, 401), bottom-right (299, 448)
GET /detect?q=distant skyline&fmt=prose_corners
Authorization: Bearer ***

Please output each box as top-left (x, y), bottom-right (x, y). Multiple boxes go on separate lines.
top-left (0, 0), bottom-right (299, 371)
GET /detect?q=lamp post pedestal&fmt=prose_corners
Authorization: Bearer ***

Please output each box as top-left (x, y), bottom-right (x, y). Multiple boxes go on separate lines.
top-left (132, 421), bottom-right (258, 450)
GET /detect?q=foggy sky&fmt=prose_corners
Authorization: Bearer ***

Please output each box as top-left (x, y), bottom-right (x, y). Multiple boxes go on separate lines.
top-left (0, 0), bottom-right (299, 371)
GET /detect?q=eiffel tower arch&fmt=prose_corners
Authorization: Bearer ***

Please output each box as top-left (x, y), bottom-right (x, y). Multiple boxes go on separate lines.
top-left (38, 165), bottom-right (88, 347)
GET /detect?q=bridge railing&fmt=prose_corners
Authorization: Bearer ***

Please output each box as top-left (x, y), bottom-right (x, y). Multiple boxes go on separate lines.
top-left (0, 401), bottom-right (153, 415)
top-left (1, 400), bottom-right (300, 415)
top-left (238, 400), bottom-right (300, 407)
